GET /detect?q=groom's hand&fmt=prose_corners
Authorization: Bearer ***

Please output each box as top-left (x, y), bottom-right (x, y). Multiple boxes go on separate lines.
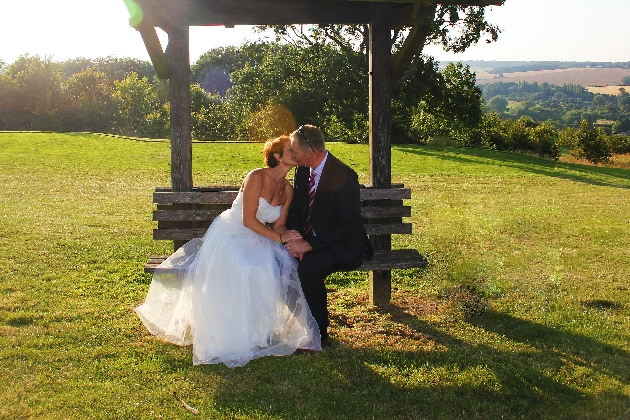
top-left (285, 238), bottom-right (312, 257)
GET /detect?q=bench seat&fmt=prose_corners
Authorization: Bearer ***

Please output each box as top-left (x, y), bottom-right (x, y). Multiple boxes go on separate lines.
top-left (144, 185), bottom-right (427, 275)
top-left (144, 249), bottom-right (427, 273)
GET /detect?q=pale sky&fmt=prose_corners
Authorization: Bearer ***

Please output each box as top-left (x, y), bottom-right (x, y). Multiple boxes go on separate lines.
top-left (0, 0), bottom-right (628, 65)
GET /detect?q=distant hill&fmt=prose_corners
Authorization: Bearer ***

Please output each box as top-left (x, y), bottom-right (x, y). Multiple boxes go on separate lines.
top-left (438, 61), bottom-right (630, 88)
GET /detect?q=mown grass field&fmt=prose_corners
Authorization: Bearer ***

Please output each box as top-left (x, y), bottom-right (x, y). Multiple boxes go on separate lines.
top-left (1, 132), bottom-right (629, 419)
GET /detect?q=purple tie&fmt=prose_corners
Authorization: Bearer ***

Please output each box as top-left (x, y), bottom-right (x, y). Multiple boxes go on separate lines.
top-left (304, 169), bottom-right (316, 239)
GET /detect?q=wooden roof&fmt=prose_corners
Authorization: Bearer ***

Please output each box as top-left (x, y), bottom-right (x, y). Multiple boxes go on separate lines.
top-left (130, 0), bottom-right (504, 29)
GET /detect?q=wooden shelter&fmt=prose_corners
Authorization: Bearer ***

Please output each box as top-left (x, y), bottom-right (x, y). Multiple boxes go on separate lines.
top-left (125, 0), bottom-right (503, 304)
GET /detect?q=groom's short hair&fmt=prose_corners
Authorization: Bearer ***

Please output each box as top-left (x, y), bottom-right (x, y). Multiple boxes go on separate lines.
top-left (294, 124), bottom-right (325, 153)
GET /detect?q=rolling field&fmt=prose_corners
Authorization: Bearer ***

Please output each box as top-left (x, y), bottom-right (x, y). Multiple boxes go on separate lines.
top-left (476, 67), bottom-right (630, 89)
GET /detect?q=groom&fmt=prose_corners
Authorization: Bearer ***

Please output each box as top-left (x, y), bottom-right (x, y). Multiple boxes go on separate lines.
top-left (285, 124), bottom-right (372, 348)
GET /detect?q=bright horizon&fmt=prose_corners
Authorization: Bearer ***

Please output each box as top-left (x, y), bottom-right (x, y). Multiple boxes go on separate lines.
top-left (0, 0), bottom-right (628, 66)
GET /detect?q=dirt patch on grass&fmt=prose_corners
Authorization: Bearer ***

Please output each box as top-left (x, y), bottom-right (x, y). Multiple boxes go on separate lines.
top-left (328, 289), bottom-right (443, 351)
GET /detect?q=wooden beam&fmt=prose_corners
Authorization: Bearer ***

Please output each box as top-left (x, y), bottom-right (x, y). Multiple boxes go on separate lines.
top-left (135, 21), bottom-right (169, 79)
top-left (368, 3), bottom-right (393, 306)
top-left (369, 4), bottom-right (392, 191)
top-left (167, 26), bottom-right (192, 250)
top-left (345, 0), bottom-right (503, 4)
top-left (131, 0), bottom-right (504, 27)
top-left (166, 24), bottom-right (193, 251)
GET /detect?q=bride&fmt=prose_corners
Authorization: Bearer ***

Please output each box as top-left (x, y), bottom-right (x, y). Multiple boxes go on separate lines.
top-left (135, 135), bottom-right (321, 367)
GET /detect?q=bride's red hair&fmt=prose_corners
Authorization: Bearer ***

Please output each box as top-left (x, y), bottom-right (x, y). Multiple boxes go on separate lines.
top-left (263, 135), bottom-right (290, 167)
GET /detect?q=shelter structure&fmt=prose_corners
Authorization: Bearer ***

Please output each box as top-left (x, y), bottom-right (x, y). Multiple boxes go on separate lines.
top-left (125, 0), bottom-right (503, 304)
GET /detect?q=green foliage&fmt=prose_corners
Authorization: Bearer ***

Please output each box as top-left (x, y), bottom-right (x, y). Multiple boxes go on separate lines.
top-left (621, 75), bottom-right (630, 85)
top-left (227, 42), bottom-right (368, 141)
top-left (0, 54), bottom-right (63, 130)
top-left (475, 114), bottom-right (561, 160)
top-left (486, 95), bottom-right (508, 113)
top-left (571, 120), bottom-right (613, 164)
top-left (481, 80), bottom-right (630, 132)
top-left (112, 72), bottom-right (162, 137)
top-left (60, 68), bottom-right (114, 132)
top-left (394, 59), bottom-right (483, 145)
top-left (192, 100), bottom-right (239, 141)
top-left (610, 134), bottom-right (630, 154)
top-left (58, 56), bottom-right (156, 84)
top-left (191, 45), bottom-right (265, 96)
top-left (612, 118), bottom-right (630, 134)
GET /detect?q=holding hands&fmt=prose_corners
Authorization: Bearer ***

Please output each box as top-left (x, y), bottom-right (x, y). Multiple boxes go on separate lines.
top-left (284, 237), bottom-right (313, 260)
top-left (280, 229), bottom-right (302, 243)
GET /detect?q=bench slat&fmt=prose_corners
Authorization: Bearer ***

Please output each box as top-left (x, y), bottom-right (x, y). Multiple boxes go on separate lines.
top-left (154, 191), bottom-right (238, 204)
top-left (153, 206), bottom-right (411, 222)
top-left (359, 249), bottom-right (427, 271)
top-left (365, 223), bottom-right (412, 235)
top-left (153, 209), bottom-right (226, 222)
top-left (153, 188), bottom-right (411, 205)
top-left (361, 205), bottom-right (411, 218)
top-left (360, 188), bottom-right (411, 200)
top-left (144, 249), bottom-right (426, 274)
top-left (153, 223), bottom-right (412, 241)
top-left (153, 228), bottom-right (209, 240)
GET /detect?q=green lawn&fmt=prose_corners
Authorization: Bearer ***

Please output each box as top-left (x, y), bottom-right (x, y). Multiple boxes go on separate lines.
top-left (1, 132), bottom-right (629, 419)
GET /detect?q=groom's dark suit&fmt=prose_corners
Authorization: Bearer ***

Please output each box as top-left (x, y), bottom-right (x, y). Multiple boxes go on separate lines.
top-left (287, 152), bottom-right (372, 341)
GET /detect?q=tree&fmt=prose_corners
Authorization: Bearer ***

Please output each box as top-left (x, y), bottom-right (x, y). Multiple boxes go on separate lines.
top-left (612, 118), bottom-right (630, 134)
top-left (60, 68), bottom-right (114, 132)
top-left (618, 88), bottom-right (630, 113)
top-left (3, 54), bottom-right (63, 130)
top-left (486, 95), bottom-right (508, 113)
top-left (112, 72), bottom-right (160, 137)
top-left (591, 94), bottom-right (606, 107)
top-left (191, 45), bottom-right (267, 96)
top-left (572, 120), bottom-right (612, 164)
top-left (59, 57), bottom-right (155, 84)
top-left (393, 60), bottom-right (483, 144)
top-left (621, 76), bottom-right (630, 86)
top-left (228, 42), bottom-right (367, 141)
top-left (257, 5), bottom-right (500, 87)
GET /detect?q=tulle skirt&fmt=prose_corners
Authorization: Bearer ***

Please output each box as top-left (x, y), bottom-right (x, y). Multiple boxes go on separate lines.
top-left (136, 210), bottom-right (321, 367)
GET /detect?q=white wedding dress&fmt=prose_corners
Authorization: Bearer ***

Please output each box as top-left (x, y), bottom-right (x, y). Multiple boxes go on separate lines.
top-left (136, 191), bottom-right (321, 367)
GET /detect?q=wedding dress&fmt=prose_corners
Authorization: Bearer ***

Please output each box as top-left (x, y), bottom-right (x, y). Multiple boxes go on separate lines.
top-left (135, 191), bottom-right (321, 367)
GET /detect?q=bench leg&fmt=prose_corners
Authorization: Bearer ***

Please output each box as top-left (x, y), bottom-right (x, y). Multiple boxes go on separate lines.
top-left (369, 270), bottom-right (391, 305)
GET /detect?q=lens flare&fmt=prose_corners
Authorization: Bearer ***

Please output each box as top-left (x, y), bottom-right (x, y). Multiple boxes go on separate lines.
top-left (123, 0), bottom-right (144, 27)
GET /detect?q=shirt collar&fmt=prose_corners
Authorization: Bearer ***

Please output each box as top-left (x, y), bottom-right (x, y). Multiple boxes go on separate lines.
top-left (311, 150), bottom-right (328, 178)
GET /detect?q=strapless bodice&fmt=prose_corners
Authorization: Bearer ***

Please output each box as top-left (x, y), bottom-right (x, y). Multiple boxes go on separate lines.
top-left (230, 191), bottom-right (282, 224)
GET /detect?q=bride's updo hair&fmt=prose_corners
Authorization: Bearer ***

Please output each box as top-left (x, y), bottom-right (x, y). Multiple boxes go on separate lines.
top-left (263, 135), bottom-right (290, 168)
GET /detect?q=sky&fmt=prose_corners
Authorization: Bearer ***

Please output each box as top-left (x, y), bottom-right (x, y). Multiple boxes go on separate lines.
top-left (0, 0), bottom-right (628, 66)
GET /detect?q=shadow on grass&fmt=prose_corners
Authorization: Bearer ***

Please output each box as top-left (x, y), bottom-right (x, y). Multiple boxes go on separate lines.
top-left (187, 307), bottom-right (630, 419)
top-left (399, 145), bottom-right (630, 190)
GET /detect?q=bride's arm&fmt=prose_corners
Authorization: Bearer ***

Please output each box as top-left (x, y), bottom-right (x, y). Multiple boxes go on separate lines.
top-left (273, 181), bottom-right (301, 242)
top-left (241, 170), bottom-right (283, 242)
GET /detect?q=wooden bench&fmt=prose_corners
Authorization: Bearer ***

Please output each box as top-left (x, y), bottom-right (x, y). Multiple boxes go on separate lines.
top-left (144, 185), bottom-right (427, 302)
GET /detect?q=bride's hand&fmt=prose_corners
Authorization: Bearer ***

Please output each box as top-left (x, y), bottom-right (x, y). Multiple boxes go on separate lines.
top-left (281, 230), bottom-right (302, 242)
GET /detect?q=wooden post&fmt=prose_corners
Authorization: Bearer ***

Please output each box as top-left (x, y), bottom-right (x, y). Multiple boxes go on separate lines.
top-left (166, 24), bottom-right (192, 251)
top-left (368, 4), bottom-right (393, 305)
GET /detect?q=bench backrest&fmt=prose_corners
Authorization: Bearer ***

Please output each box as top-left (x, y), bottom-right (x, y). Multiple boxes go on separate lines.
top-left (152, 185), bottom-right (412, 242)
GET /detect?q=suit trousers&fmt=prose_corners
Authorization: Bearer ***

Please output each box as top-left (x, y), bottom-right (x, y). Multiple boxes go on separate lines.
top-left (297, 245), bottom-right (364, 340)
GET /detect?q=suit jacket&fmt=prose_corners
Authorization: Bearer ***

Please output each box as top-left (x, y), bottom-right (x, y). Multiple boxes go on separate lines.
top-left (287, 152), bottom-right (373, 261)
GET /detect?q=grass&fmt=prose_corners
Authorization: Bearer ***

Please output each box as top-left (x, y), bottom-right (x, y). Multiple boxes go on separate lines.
top-left (560, 152), bottom-right (630, 170)
top-left (1, 132), bottom-right (629, 419)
